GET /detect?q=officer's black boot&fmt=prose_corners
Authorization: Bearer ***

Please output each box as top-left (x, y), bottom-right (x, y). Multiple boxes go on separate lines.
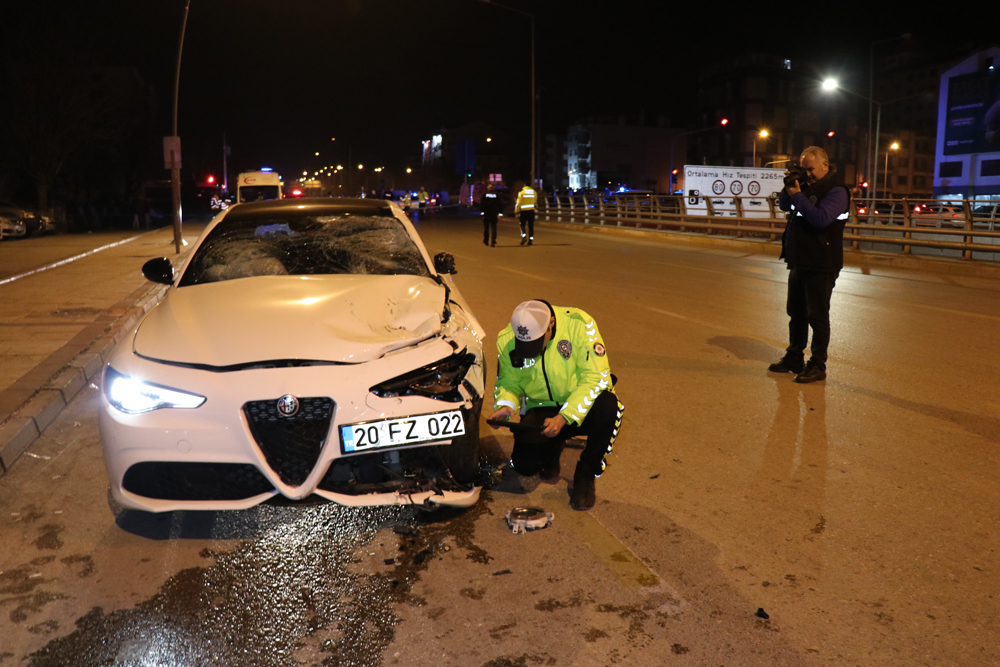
top-left (570, 461), bottom-right (596, 511)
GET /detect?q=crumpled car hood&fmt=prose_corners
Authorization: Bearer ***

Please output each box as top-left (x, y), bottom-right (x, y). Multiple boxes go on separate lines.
top-left (134, 275), bottom-right (445, 366)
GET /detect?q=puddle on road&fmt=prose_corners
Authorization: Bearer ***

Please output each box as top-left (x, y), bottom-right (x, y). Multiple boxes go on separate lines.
top-left (26, 495), bottom-right (494, 667)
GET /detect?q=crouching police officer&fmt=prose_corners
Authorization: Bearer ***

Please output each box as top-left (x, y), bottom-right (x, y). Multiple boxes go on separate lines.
top-left (489, 300), bottom-right (624, 511)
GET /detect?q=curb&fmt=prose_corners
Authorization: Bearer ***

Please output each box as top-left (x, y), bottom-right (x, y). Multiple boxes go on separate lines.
top-left (0, 284), bottom-right (170, 475)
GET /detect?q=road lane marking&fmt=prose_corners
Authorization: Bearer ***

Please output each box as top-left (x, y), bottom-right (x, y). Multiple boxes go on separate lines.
top-left (495, 266), bottom-right (552, 281)
top-left (0, 235), bottom-right (144, 287)
top-left (538, 489), bottom-right (665, 589)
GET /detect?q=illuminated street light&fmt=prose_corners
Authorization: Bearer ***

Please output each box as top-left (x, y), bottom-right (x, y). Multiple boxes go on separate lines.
top-left (314, 152), bottom-right (320, 156)
top-left (406, 168), bottom-right (412, 174)
top-left (884, 142), bottom-right (899, 195)
top-left (357, 164), bottom-right (364, 170)
top-left (753, 130), bottom-right (769, 167)
top-left (303, 171), bottom-right (308, 176)
top-left (337, 165), bottom-right (344, 170)
top-left (486, 137), bottom-right (492, 142)
top-left (822, 78), bottom-right (838, 91)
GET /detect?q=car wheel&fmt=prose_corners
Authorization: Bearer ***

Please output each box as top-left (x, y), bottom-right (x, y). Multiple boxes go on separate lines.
top-left (436, 400), bottom-right (481, 485)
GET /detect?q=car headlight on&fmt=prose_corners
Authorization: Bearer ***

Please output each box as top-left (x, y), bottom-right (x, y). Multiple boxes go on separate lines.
top-left (104, 366), bottom-right (206, 414)
top-left (370, 350), bottom-right (477, 401)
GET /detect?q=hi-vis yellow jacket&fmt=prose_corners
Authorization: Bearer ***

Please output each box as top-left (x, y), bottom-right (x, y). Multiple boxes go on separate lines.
top-left (494, 306), bottom-right (614, 425)
top-left (514, 186), bottom-right (536, 212)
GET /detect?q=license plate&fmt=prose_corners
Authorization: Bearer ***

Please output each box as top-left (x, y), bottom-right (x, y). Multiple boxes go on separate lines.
top-left (340, 410), bottom-right (465, 453)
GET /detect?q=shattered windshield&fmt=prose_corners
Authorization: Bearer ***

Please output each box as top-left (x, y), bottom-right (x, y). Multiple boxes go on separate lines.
top-left (178, 214), bottom-right (431, 286)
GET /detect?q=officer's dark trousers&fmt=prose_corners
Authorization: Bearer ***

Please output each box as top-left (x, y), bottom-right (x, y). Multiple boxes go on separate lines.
top-left (785, 267), bottom-right (839, 366)
top-left (483, 215), bottom-right (497, 244)
top-left (510, 391), bottom-right (623, 477)
top-left (519, 210), bottom-right (535, 239)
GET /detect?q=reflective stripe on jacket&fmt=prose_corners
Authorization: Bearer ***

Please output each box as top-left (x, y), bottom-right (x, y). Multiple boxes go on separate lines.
top-left (514, 186), bottom-right (536, 212)
top-left (494, 306), bottom-right (614, 426)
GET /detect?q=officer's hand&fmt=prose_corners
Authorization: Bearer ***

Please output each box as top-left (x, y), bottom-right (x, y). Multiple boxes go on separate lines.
top-left (541, 414), bottom-right (567, 438)
top-left (489, 407), bottom-right (513, 428)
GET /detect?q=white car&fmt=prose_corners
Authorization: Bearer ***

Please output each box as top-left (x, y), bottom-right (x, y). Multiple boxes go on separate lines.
top-left (99, 198), bottom-right (486, 512)
top-left (0, 216), bottom-right (26, 239)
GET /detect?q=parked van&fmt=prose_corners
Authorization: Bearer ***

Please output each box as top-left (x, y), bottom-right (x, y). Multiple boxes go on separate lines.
top-left (236, 170), bottom-right (283, 203)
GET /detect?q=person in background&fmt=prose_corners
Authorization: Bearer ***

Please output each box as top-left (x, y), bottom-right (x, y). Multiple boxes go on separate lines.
top-left (480, 182), bottom-right (503, 247)
top-left (514, 183), bottom-right (537, 245)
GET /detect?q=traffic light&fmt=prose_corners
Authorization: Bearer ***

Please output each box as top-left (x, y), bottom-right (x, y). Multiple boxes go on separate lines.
top-left (206, 175), bottom-right (215, 184)
top-left (827, 131), bottom-right (835, 138)
top-left (720, 118), bottom-right (729, 126)
top-left (671, 169), bottom-right (679, 185)
top-left (858, 181), bottom-right (868, 197)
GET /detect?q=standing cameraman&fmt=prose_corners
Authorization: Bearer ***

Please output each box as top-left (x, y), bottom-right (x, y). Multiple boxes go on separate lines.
top-left (768, 146), bottom-right (850, 383)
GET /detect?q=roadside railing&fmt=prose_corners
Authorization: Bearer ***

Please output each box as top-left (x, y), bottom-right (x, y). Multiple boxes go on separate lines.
top-left (538, 194), bottom-right (1000, 262)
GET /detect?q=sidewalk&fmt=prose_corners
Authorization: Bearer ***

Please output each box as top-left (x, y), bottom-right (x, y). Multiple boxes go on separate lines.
top-left (0, 225), bottom-right (203, 474)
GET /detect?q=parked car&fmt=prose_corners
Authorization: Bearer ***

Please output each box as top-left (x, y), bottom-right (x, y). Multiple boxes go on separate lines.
top-left (99, 198), bottom-right (486, 512)
top-left (0, 216), bottom-right (27, 239)
top-left (0, 200), bottom-right (53, 236)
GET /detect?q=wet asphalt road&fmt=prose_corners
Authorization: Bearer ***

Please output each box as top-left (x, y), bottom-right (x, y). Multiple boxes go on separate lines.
top-left (1, 211), bottom-right (999, 665)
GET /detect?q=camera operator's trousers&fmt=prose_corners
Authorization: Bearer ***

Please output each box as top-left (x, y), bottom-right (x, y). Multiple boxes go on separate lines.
top-left (785, 267), bottom-right (839, 365)
top-left (510, 390), bottom-right (623, 477)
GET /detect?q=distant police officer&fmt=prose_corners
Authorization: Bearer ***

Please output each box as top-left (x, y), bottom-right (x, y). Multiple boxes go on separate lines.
top-left (769, 146), bottom-right (851, 383)
top-left (417, 187), bottom-right (429, 210)
top-left (490, 300), bottom-right (624, 511)
top-left (480, 183), bottom-right (503, 247)
top-left (514, 183), bottom-right (537, 245)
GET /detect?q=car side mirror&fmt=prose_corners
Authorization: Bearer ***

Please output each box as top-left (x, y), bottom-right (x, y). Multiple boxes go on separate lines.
top-left (142, 257), bottom-right (175, 285)
top-left (433, 252), bottom-right (456, 275)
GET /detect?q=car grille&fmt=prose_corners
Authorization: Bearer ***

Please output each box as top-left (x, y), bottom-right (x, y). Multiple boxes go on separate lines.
top-left (122, 462), bottom-right (274, 501)
top-left (243, 397), bottom-right (335, 486)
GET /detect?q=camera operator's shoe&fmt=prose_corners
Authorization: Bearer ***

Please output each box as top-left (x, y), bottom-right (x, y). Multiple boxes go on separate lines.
top-left (528, 239), bottom-right (533, 246)
top-left (570, 462), bottom-right (596, 511)
top-left (768, 354), bottom-right (804, 374)
top-left (520, 237), bottom-right (527, 246)
top-left (794, 359), bottom-right (826, 384)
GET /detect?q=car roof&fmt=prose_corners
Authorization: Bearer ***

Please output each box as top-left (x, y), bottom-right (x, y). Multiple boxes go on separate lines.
top-left (224, 197), bottom-right (393, 221)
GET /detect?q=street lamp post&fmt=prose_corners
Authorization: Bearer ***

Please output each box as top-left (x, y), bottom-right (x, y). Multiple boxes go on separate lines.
top-left (479, 1), bottom-right (535, 186)
top-left (669, 119), bottom-right (729, 194)
top-left (822, 79), bottom-right (927, 201)
top-left (884, 142), bottom-right (899, 196)
top-left (169, 0), bottom-right (192, 254)
top-left (753, 130), bottom-right (769, 168)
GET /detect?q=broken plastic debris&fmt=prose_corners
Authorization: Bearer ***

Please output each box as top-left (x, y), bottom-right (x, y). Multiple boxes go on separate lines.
top-left (24, 452), bottom-right (52, 460)
top-left (392, 525), bottom-right (420, 537)
top-left (413, 549), bottom-right (433, 565)
top-left (755, 608), bottom-right (769, 619)
top-left (505, 507), bottom-right (554, 534)
top-left (383, 558), bottom-right (395, 566)
top-left (492, 569), bottom-right (513, 576)
top-left (649, 474), bottom-right (660, 479)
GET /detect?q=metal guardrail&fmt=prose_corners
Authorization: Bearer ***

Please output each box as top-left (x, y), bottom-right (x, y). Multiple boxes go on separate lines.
top-left (538, 194), bottom-right (1000, 261)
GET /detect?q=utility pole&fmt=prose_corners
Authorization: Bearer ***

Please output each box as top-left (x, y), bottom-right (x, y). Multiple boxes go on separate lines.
top-left (169, 0), bottom-right (192, 254)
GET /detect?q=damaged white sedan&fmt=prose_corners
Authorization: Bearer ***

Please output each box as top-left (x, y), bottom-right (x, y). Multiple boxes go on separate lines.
top-left (99, 198), bottom-right (485, 512)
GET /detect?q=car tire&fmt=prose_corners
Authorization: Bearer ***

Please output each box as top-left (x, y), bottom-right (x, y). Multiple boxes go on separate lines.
top-left (437, 400), bottom-right (481, 485)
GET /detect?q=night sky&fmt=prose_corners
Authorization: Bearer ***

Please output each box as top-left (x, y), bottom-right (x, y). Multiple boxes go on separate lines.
top-left (6, 0), bottom-right (999, 183)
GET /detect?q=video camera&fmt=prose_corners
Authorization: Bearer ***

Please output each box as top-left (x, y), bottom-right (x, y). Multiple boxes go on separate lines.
top-left (784, 162), bottom-right (810, 188)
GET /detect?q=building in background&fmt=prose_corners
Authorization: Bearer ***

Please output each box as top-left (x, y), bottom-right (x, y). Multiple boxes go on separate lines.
top-left (934, 47), bottom-right (1000, 200)
top-left (693, 54), bottom-right (866, 186)
top-left (541, 133), bottom-right (567, 192)
top-left (420, 122), bottom-right (512, 192)
top-left (563, 115), bottom-right (684, 193)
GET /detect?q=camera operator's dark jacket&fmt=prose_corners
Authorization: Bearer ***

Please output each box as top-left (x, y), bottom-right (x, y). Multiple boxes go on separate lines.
top-left (778, 169), bottom-right (850, 272)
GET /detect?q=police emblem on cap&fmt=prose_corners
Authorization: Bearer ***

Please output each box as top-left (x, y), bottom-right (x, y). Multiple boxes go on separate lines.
top-left (516, 325), bottom-right (530, 340)
top-left (557, 339), bottom-right (572, 359)
top-left (594, 343), bottom-right (606, 357)
top-left (276, 394), bottom-right (300, 417)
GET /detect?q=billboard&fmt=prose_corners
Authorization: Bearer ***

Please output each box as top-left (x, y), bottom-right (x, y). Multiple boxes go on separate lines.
top-left (683, 166), bottom-right (784, 218)
top-left (944, 70), bottom-right (1000, 155)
